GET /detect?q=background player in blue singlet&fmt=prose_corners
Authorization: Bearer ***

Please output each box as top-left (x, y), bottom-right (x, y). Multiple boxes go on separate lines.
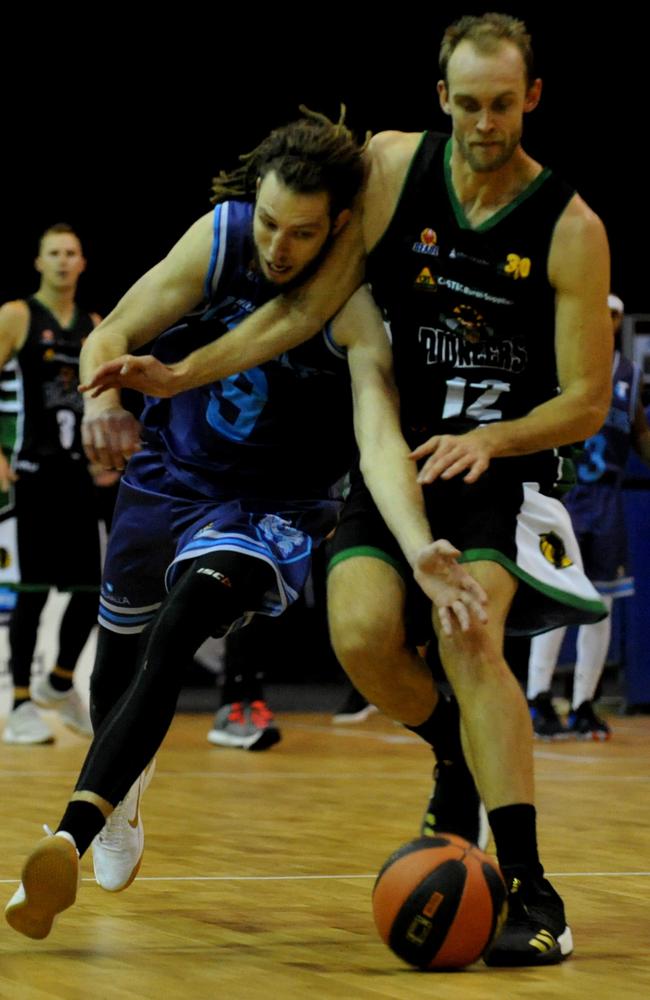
top-left (0, 224), bottom-right (118, 745)
top-left (528, 294), bottom-right (650, 739)
top-left (90, 16), bottom-right (614, 969)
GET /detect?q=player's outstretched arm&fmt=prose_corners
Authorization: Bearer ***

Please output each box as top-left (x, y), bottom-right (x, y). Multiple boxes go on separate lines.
top-left (81, 213), bottom-right (365, 400)
top-left (80, 212), bottom-right (216, 467)
top-left (334, 287), bottom-right (487, 633)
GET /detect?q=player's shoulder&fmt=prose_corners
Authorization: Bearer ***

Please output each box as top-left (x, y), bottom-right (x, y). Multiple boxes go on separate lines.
top-left (0, 298), bottom-right (30, 333)
top-left (0, 298), bottom-right (30, 356)
top-left (367, 130), bottom-right (424, 172)
top-left (555, 192), bottom-right (607, 246)
top-left (0, 299), bottom-right (30, 320)
top-left (363, 132), bottom-right (428, 249)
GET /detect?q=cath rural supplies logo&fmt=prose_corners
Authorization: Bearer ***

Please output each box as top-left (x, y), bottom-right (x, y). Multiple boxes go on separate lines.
top-left (415, 267), bottom-right (437, 290)
top-left (503, 253), bottom-right (531, 279)
top-left (539, 532), bottom-right (573, 569)
top-left (413, 228), bottom-right (440, 257)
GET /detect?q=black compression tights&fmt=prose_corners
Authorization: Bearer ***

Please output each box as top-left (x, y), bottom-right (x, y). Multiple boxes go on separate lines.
top-left (8, 590), bottom-right (99, 689)
top-left (75, 551), bottom-right (275, 804)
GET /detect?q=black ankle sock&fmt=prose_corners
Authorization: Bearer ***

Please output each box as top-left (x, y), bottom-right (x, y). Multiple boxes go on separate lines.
top-left (406, 693), bottom-right (463, 763)
top-left (57, 801), bottom-right (107, 857)
top-left (488, 803), bottom-right (544, 879)
top-left (49, 672), bottom-right (73, 693)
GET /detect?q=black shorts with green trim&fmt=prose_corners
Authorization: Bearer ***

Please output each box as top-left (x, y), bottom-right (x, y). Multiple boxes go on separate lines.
top-left (327, 461), bottom-right (607, 638)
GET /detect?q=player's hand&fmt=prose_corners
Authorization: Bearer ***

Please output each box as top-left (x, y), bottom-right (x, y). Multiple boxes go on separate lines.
top-left (413, 539), bottom-right (488, 636)
top-left (82, 403), bottom-right (142, 470)
top-left (79, 355), bottom-right (181, 399)
top-left (411, 430), bottom-right (495, 484)
top-left (89, 464), bottom-right (121, 488)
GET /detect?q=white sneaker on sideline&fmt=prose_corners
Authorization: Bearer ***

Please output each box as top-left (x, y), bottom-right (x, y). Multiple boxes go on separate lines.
top-left (5, 829), bottom-right (79, 939)
top-left (2, 702), bottom-right (54, 745)
top-left (31, 675), bottom-right (92, 737)
top-left (92, 759), bottom-right (156, 892)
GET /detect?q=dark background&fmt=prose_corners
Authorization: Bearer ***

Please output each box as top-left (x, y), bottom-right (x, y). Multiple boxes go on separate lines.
top-left (1, 5), bottom-right (642, 315)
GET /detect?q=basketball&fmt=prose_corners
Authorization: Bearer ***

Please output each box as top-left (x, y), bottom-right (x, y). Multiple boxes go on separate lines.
top-left (372, 833), bottom-right (508, 970)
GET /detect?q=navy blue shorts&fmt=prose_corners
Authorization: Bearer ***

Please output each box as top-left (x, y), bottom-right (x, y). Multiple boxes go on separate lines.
top-left (99, 449), bottom-right (341, 635)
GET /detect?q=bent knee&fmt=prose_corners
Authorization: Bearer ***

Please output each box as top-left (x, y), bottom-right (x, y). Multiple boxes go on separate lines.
top-left (329, 605), bottom-right (407, 671)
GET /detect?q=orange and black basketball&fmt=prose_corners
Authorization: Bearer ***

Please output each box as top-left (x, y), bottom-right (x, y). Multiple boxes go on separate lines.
top-left (372, 833), bottom-right (508, 970)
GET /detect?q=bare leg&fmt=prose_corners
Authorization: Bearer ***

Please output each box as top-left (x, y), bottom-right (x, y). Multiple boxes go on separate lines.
top-left (327, 557), bottom-right (438, 725)
top-left (434, 560), bottom-right (531, 810)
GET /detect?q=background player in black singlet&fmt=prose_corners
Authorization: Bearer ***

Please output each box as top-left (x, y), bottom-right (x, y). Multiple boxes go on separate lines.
top-left (0, 224), bottom-right (118, 745)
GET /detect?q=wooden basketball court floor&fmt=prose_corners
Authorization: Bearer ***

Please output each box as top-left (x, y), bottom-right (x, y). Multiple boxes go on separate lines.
top-left (1, 708), bottom-right (648, 1000)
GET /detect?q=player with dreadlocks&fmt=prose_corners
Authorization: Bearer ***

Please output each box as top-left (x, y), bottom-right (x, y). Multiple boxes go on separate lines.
top-left (6, 107), bottom-right (373, 938)
top-left (7, 105), bottom-right (485, 942)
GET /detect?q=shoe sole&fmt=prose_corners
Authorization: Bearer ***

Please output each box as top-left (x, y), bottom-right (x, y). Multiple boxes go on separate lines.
top-left (572, 731), bottom-right (611, 741)
top-left (98, 846), bottom-right (144, 893)
top-left (484, 923), bottom-right (573, 967)
top-left (5, 838), bottom-right (78, 939)
top-left (207, 728), bottom-right (282, 751)
top-left (332, 705), bottom-right (378, 723)
top-left (2, 733), bottom-right (55, 745)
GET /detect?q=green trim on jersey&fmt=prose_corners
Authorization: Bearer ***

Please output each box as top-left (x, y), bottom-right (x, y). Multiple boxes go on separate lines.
top-left (443, 139), bottom-right (554, 232)
top-left (460, 546), bottom-right (608, 616)
top-left (327, 545), bottom-right (408, 581)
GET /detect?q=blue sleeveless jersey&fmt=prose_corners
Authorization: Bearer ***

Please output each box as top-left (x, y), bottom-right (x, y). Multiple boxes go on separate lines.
top-left (139, 201), bottom-right (354, 500)
top-left (575, 352), bottom-right (641, 484)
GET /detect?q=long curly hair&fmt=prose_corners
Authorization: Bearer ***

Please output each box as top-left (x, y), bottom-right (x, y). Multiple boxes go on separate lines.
top-left (210, 105), bottom-right (369, 217)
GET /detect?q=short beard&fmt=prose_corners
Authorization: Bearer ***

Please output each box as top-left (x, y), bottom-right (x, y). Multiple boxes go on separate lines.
top-left (252, 229), bottom-right (335, 295)
top-left (457, 131), bottom-right (521, 173)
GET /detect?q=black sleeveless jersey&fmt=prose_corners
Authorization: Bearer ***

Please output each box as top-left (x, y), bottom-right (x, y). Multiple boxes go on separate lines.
top-left (12, 296), bottom-right (95, 467)
top-left (367, 133), bottom-right (575, 461)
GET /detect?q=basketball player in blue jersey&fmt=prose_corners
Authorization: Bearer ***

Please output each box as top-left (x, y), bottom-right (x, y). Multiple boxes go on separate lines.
top-left (85, 16), bottom-right (614, 969)
top-left (5, 110), bottom-right (487, 941)
top-left (528, 295), bottom-right (650, 739)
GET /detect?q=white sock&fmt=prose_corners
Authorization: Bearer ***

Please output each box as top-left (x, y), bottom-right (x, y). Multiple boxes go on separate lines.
top-left (572, 595), bottom-right (614, 708)
top-left (527, 627), bottom-right (567, 699)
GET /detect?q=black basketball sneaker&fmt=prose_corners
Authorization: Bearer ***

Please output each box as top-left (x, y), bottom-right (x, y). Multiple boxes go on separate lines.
top-left (484, 869), bottom-right (573, 966)
top-left (420, 758), bottom-right (489, 850)
top-left (529, 691), bottom-right (570, 740)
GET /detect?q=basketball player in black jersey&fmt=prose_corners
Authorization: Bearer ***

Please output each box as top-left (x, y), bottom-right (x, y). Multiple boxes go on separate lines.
top-left (81, 15), bottom-right (612, 967)
top-left (0, 224), bottom-right (117, 745)
top-left (328, 15), bottom-right (610, 967)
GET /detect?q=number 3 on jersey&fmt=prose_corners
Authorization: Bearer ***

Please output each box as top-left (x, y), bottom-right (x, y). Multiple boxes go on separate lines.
top-left (442, 376), bottom-right (510, 422)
